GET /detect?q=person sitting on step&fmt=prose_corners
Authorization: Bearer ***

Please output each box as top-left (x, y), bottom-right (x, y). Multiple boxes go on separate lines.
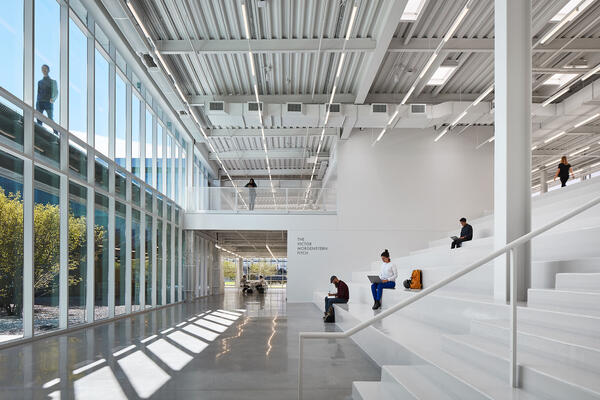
top-left (324, 275), bottom-right (349, 317)
top-left (371, 249), bottom-right (398, 310)
top-left (451, 217), bottom-right (473, 249)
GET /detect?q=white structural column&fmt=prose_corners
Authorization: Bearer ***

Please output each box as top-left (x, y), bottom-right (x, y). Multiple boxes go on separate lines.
top-left (540, 170), bottom-right (548, 193)
top-left (494, 0), bottom-right (532, 301)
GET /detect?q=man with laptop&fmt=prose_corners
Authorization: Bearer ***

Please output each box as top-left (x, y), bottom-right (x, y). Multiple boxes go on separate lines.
top-left (451, 217), bottom-right (473, 249)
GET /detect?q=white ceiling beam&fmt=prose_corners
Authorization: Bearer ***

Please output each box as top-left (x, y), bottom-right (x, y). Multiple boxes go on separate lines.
top-left (388, 38), bottom-right (600, 53)
top-left (354, 0), bottom-right (409, 104)
top-left (155, 38), bottom-right (376, 54)
top-left (209, 149), bottom-right (329, 160)
top-left (209, 128), bottom-right (339, 137)
top-left (219, 168), bottom-right (315, 176)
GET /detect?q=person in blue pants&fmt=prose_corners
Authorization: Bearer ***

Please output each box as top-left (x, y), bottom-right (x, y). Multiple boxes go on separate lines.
top-left (371, 249), bottom-right (398, 310)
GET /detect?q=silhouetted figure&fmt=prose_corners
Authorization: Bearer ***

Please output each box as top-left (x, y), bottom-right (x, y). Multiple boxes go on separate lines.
top-left (245, 178), bottom-right (257, 210)
top-left (36, 64), bottom-right (58, 125)
top-left (554, 156), bottom-right (574, 187)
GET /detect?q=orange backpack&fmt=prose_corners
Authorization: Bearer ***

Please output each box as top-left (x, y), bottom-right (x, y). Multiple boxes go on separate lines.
top-left (410, 269), bottom-right (422, 290)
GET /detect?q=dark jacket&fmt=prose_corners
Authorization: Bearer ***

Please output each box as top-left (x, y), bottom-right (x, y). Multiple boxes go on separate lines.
top-left (335, 280), bottom-right (349, 300)
top-left (460, 224), bottom-right (473, 241)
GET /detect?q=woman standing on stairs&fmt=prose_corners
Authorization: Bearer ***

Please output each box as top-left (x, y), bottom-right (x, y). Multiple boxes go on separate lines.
top-left (371, 249), bottom-right (398, 310)
top-left (554, 156), bottom-right (575, 187)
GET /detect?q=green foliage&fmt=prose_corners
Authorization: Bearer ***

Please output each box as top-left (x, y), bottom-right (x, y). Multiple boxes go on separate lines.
top-left (249, 261), bottom-right (278, 278)
top-left (223, 260), bottom-right (237, 281)
top-left (0, 189), bottom-right (104, 317)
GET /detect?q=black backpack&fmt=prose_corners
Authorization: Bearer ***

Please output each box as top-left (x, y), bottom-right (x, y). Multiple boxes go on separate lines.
top-left (323, 306), bottom-right (335, 323)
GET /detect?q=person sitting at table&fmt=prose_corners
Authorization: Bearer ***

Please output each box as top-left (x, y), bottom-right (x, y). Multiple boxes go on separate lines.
top-left (371, 249), bottom-right (397, 310)
top-left (240, 274), bottom-right (250, 294)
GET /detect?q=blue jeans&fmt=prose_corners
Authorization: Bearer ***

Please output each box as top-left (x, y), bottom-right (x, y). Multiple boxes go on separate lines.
top-left (371, 281), bottom-right (395, 301)
top-left (324, 296), bottom-right (347, 312)
top-left (36, 101), bottom-right (54, 124)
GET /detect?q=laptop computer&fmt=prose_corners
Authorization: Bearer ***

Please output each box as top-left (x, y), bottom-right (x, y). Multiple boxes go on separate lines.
top-left (367, 275), bottom-right (382, 284)
top-left (450, 236), bottom-right (459, 241)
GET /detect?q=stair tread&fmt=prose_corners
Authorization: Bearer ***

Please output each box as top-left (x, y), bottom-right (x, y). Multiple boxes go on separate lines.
top-left (353, 381), bottom-right (387, 400)
top-left (335, 303), bottom-right (539, 399)
top-left (475, 318), bottom-right (600, 350)
top-left (383, 365), bottom-right (470, 400)
top-left (446, 333), bottom-right (600, 395)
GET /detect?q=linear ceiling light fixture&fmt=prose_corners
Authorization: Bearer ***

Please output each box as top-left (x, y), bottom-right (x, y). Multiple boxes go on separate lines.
top-left (541, 0), bottom-right (593, 44)
top-left (265, 244), bottom-right (276, 260)
top-left (241, 2), bottom-right (276, 205)
top-left (574, 113), bottom-right (600, 128)
top-left (544, 130), bottom-right (566, 143)
top-left (542, 87), bottom-right (570, 107)
top-left (569, 146), bottom-right (590, 156)
top-left (372, 106), bottom-right (401, 145)
top-left (304, 3), bottom-right (358, 206)
top-left (126, 1), bottom-right (246, 205)
top-left (581, 63), bottom-right (600, 81)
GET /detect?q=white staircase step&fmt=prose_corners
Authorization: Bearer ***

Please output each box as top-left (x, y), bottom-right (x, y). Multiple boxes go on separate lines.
top-left (527, 289), bottom-right (600, 317)
top-left (332, 303), bottom-right (539, 399)
top-left (381, 365), bottom-right (487, 400)
top-left (442, 333), bottom-right (600, 400)
top-left (352, 381), bottom-right (391, 400)
top-left (517, 306), bottom-right (600, 338)
top-left (556, 273), bottom-right (600, 292)
top-left (470, 319), bottom-right (600, 373)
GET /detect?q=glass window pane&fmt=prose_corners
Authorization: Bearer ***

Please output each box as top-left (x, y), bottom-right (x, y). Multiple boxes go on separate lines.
top-left (132, 209), bottom-right (141, 311)
top-left (166, 135), bottom-right (172, 198)
top-left (35, 0), bottom-right (60, 126)
top-left (0, 149), bottom-right (24, 341)
top-left (174, 146), bottom-right (179, 204)
top-left (94, 157), bottom-right (108, 191)
top-left (115, 74), bottom-right (126, 168)
top-left (166, 224), bottom-right (171, 304)
top-left (68, 181), bottom-right (87, 326)
top-left (132, 180), bottom-right (140, 207)
top-left (167, 203), bottom-right (172, 222)
top-left (68, 140), bottom-right (87, 180)
top-left (34, 166), bottom-right (60, 333)
top-left (0, 97), bottom-right (25, 151)
top-left (132, 95), bottom-right (141, 178)
top-left (156, 220), bottom-right (162, 305)
top-left (156, 124), bottom-right (163, 192)
top-left (145, 189), bottom-right (152, 213)
top-left (34, 123), bottom-right (60, 168)
top-left (95, 49), bottom-right (109, 156)
top-left (0, 1), bottom-right (24, 99)
top-left (175, 229), bottom-right (179, 302)
top-left (157, 196), bottom-right (163, 218)
top-left (145, 108), bottom-right (152, 185)
top-left (94, 192), bottom-right (109, 320)
top-left (145, 214), bottom-right (152, 308)
top-left (69, 19), bottom-right (87, 142)
top-left (115, 202), bottom-right (126, 316)
top-left (115, 170), bottom-right (126, 200)
top-left (95, 24), bottom-right (109, 52)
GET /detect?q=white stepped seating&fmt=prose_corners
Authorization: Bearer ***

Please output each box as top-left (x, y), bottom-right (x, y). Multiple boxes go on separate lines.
top-left (310, 177), bottom-right (600, 399)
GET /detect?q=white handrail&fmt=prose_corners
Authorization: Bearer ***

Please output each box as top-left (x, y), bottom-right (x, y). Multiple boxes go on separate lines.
top-left (298, 193), bottom-right (600, 399)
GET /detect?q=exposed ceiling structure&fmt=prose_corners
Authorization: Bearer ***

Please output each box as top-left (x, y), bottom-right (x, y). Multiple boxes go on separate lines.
top-left (206, 230), bottom-right (287, 258)
top-left (106, 0), bottom-right (600, 189)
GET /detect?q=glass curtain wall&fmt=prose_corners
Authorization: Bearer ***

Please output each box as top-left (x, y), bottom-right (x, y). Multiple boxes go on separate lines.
top-left (0, 0), bottom-right (187, 344)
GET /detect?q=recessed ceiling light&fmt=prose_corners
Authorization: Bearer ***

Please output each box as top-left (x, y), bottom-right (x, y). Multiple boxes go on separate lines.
top-left (427, 65), bottom-right (457, 85)
top-left (543, 73), bottom-right (579, 86)
top-left (401, 0), bottom-right (427, 21)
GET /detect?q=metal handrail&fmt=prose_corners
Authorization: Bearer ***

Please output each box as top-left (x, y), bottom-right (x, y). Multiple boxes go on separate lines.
top-left (298, 193), bottom-right (600, 399)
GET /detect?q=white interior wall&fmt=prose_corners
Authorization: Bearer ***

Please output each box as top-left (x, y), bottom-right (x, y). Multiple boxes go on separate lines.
top-left (287, 127), bottom-right (495, 302)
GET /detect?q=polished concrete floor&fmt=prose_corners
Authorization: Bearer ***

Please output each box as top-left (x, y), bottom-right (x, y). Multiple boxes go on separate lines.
top-left (0, 288), bottom-right (379, 400)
